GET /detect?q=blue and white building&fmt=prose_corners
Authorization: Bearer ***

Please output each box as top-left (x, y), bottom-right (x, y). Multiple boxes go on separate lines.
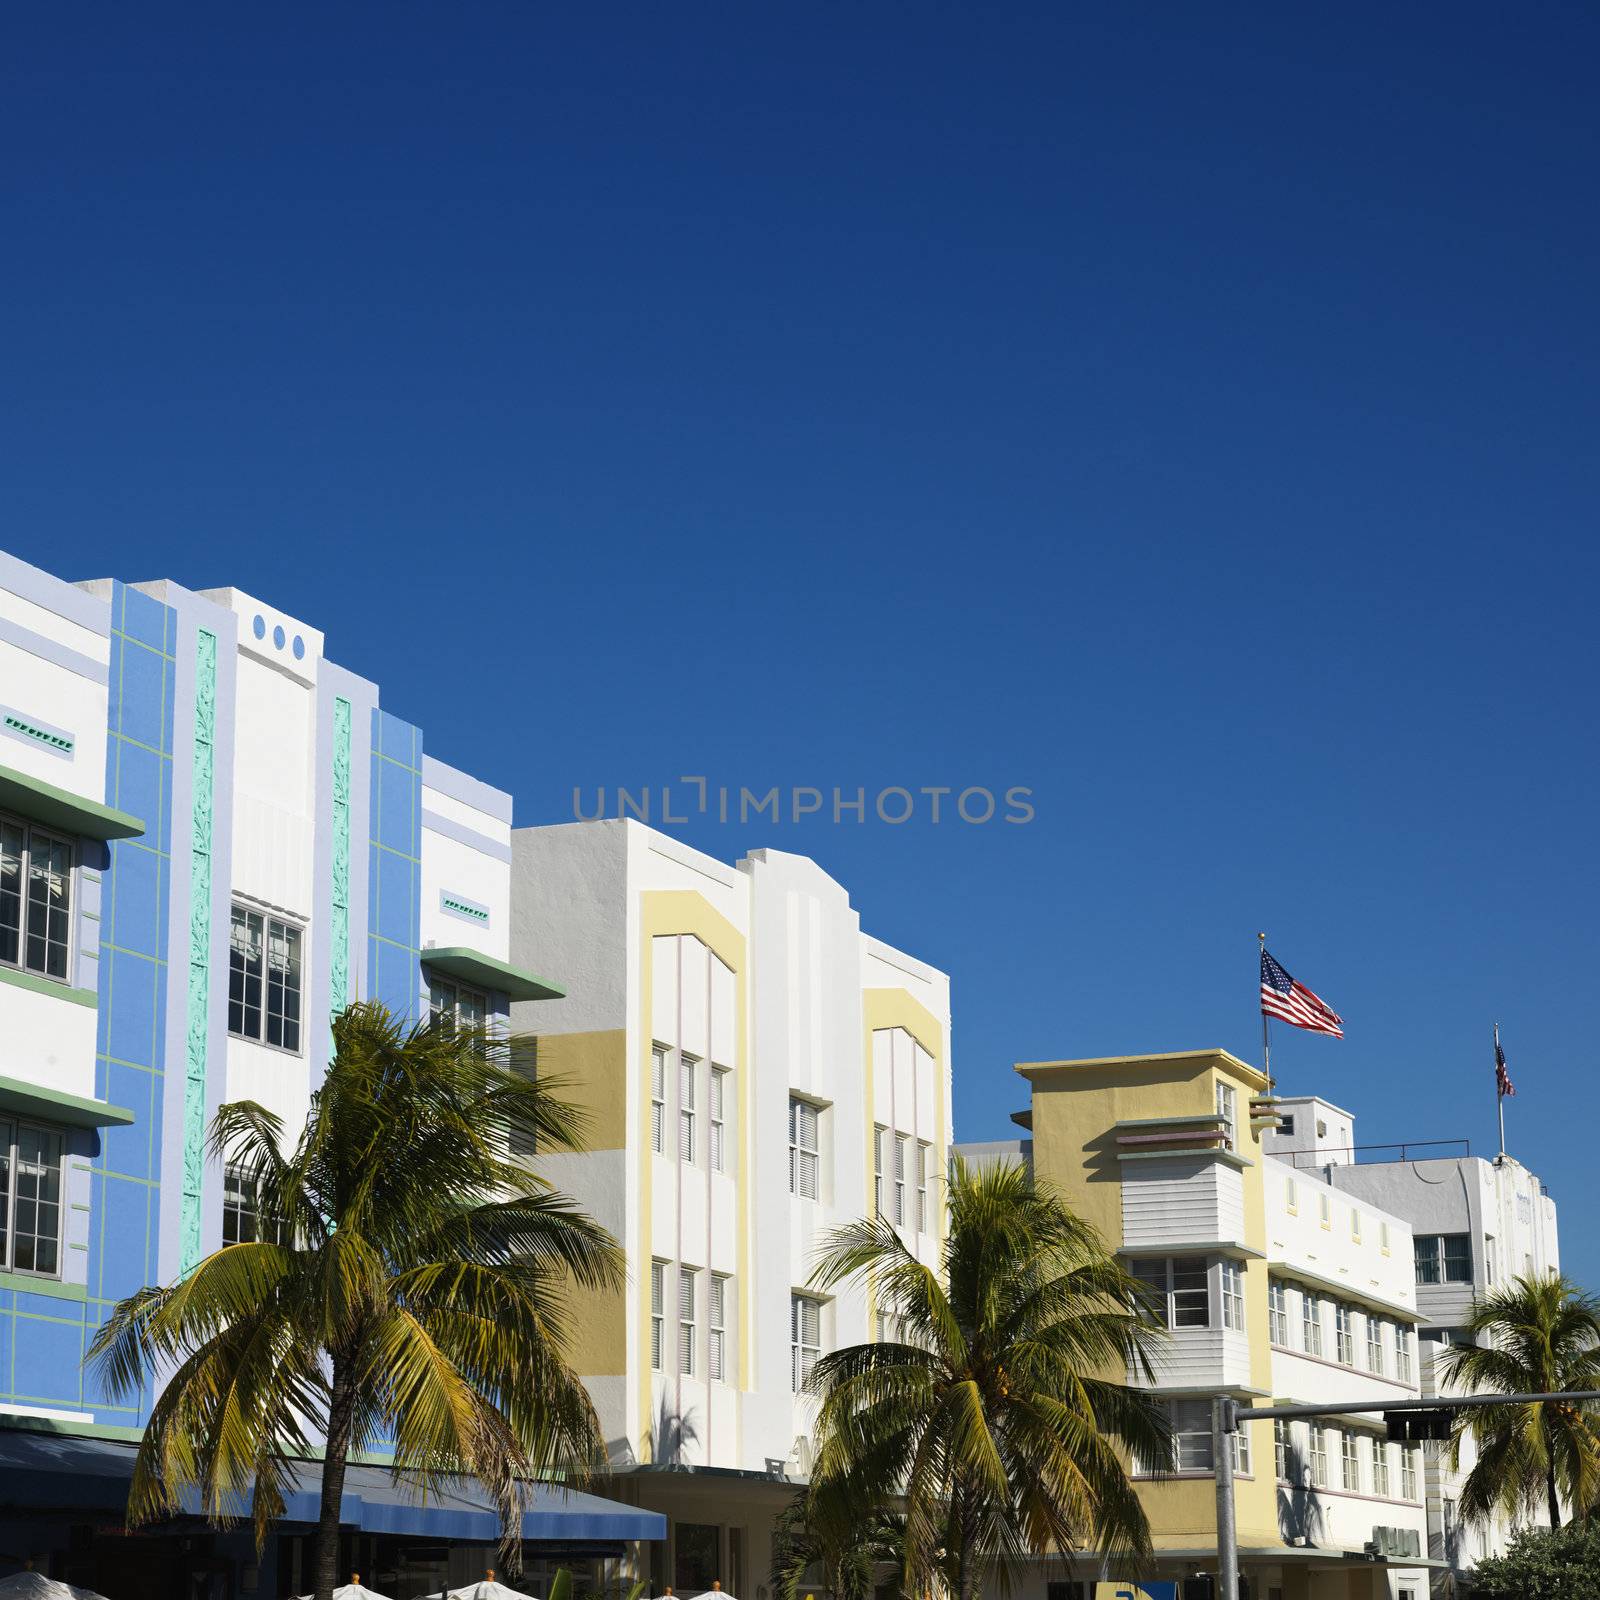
top-left (0, 549), bottom-right (660, 1594)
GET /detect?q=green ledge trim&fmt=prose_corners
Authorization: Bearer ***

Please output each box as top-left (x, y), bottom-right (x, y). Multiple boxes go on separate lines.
top-left (1117, 1146), bottom-right (1253, 1170)
top-left (422, 947), bottom-right (565, 1002)
top-left (0, 1074), bottom-right (134, 1129)
top-left (0, 1272), bottom-right (87, 1302)
top-left (0, 968), bottom-right (96, 1009)
top-left (1111, 1114), bottom-right (1230, 1129)
top-left (0, 762), bottom-right (144, 842)
top-left (0, 1411), bottom-right (142, 1442)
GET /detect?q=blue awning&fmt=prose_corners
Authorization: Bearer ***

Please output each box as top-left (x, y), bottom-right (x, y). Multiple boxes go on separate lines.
top-left (0, 1426), bottom-right (664, 1544)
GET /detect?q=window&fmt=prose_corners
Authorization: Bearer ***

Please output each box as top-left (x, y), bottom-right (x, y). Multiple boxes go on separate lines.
top-left (1215, 1080), bottom-right (1238, 1150)
top-left (1401, 1444), bottom-right (1419, 1500)
top-left (1395, 1325), bottom-right (1414, 1383)
top-left (917, 1140), bottom-right (931, 1232)
top-left (1372, 1436), bottom-right (1391, 1497)
top-left (1367, 1315), bottom-right (1385, 1375)
top-left (709, 1273), bottom-right (729, 1382)
top-left (1309, 1427), bottom-right (1328, 1487)
top-left (873, 1125), bottom-right (886, 1216)
top-left (1318, 1193), bottom-right (1331, 1229)
top-left (1221, 1260), bottom-right (1245, 1331)
top-left (709, 1066), bottom-right (728, 1172)
top-left (1414, 1233), bottom-right (1472, 1284)
top-left (791, 1293), bottom-right (821, 1390)
top-left (788, 1098), bottom-right (819, 1199)
top-left (1285, 1175), bottom-right (1299, 1214)
top-left (0, 820), bottom-right (71, 982)
top-left (678, 1266), bottom-right (696, 1375)
top-left (1274, 1420), bottom-right (1289, 1480)
top-left (229, 905), bottom-right (302, 1052)
top-left (650, 1046), bottom-right (667, 1154)
top-left (1269, 1280), bottom-right (1289, 1346)
top-left (1351, 1208), bottom-right (1363, 1243)
top-left (0, 1121), bottom-right (63, 1276)
top-left (1335, 1303), bottom-right (1355, 1366)
top-left (1340, 1430), bottom-right (1361, 1491)
top-left (1279, 1114), bottom-right (1296, 1137)
top-left (222, 1163), bottom-right (287, 1247)
top-left (1380, 1220), bottom-right (1391, 1254)
top-left (650, 1261), bottom-right (666, 1371)
top-left (1302, 1290), bottom-right (1325, 1356)
top-left (893, 1133), bottom-right (908, 1225)
top-left (1484, 1234), bottom-right (1497, 1285)
top-left (1146, 1399), bottom-right (1249, 1475)
top-left (1133, 1256), bottom-right (1210, 1329)
top-left (679, 1054), bottom-right (697, 1164)
top-left (428, 975), bottom-right (486, 1032)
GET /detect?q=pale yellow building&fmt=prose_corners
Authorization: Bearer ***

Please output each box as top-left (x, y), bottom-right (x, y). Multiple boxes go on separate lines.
top-left (962, 1049), bottom-right (1437, 1600)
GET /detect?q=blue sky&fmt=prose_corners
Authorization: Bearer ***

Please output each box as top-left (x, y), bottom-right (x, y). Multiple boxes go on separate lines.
top-left (4, 7), bottom-right (1597, 1281)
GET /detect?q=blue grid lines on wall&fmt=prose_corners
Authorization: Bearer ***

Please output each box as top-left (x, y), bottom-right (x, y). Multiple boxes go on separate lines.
top-left (20, 582), bottom-right (176, 1422)
top-left (368, 708), bottom-right (422, 1021)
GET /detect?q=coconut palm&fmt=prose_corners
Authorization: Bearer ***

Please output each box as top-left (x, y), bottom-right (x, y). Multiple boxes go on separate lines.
top-left (804, 1156), bottom-right (1169, 1600)
top-left (1438, 1272), bottom-right (1600, 1530)
top-left (87, 1000), bottom-right (623, 1600)
top-left (771, 1482), bottom-right (905, 1600)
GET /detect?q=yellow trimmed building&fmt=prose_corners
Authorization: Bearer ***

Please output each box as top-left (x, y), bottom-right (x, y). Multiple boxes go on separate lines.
top-left (962, 1050), bottom-right (1433, 1600)
top-left (509, 819), bottom-right (952, 1597)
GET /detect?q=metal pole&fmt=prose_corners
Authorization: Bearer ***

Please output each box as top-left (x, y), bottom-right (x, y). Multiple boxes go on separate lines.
top-left (1495, 1023), bottom-right (1507, 1158)
top-left (1213, 1396), bottom-right (1238, 1600)
top-left (1258, 933), bottom-right (1271, 1092)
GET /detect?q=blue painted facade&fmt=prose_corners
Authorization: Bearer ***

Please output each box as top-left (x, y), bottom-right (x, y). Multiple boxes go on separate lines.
top-left (0, 557), bottom-right (518, 1430)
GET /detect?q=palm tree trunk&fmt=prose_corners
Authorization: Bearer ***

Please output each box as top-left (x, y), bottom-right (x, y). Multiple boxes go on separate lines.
top-left (314, 1353), bottom-right (358, 1600)
top-left (1547, 1464), bottom-right (1562, 1530)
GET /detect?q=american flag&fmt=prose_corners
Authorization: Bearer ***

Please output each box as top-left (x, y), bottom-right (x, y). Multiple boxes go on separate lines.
top-left (1260, 949), bottom-right (1344, 1038)
top-left (1495, 1026), bottom-right (1515, 1098)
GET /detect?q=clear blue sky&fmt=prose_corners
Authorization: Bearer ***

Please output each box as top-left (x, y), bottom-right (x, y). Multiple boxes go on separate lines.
top-left (5, 7), bottom-right (1597, 1281)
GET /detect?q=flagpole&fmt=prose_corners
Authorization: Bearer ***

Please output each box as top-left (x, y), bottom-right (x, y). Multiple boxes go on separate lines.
top-left (1259, 932), bottom-right (1272, 1091)
top-left (1495, 1021), bottom-right (1506, 1159)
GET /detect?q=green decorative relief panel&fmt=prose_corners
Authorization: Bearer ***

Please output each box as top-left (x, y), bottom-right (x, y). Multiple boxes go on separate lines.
top-left (330, 696), bottom-right (352, 1012)
top-left (181, 629), bottom-right (216, 1274)
top-left (3, 714), bottom-right (73, 755)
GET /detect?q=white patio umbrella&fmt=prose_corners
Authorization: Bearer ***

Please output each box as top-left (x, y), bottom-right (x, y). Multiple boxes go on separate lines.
top-left (0, 1574), bottom-right (113, 1600)
top-left (446, 1573), bottom-right (537, 1600)
top-left (299, 1579), bottom-right (394, 1600)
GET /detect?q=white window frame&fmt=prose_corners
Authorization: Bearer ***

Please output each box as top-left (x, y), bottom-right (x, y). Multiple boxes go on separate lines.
top-left (873, 1125), bottom-right (886, 1217)
top-left (1335, 1302), bottom-right (1355, 1366)
top-left (0, 816), bottom-right (73, 985)
top-left (893, 1132), bottom-right (908, 1225)
top-left (1215, 1079), bottom-right (1238, 1150)
top-left (1146, 1399), bottom-right (1249, 1476)
top-left (1302, 1289), bottom-right (1325, 1357)
top-left (917, 1139), bottom-right (931, 1232)
top-left (709, 1066), bottom-right (728, 1173)
top-left (222, 1161), bottom-right (288, 1248)
top-left (678, 1265), bottom-right (697, 1376)
top-left (1372, 1435), bottom-right (1392, 1497)
top-left (679, 1053), bottom-right (697, 1165)
top-left (1274, 1419), bottom-right (1290, 1481)
top-left (1310, 1426), bottom-right (1329, 1487)
top-left (1132, 1255), bottom-right (1211, 1330)
top-left (788, 1097), bottom-right (820, 1200)
top-left (1395, 1324), bottom-right (1414, 1383)
top-left (1221, 1259), bottom-right (1245, 1331)
top-left (709, 1272), bottom-right (729, 1382)
top-left (229, 902), bottom-right (305, 1055)
top-left (1269, 1280), bottom-right (1289, 1346)
top-left (1340, 1429), bottom-right (1361, 1492)
top-left (0, 1118), bottom-right (65, 1278)
top-left (650, 1046), bottom-right (667, 1155)
top-left (1367, 1314), bottom-right (1385, 1375)
top-left (791, 1293), bottom-right (822, 1391)
top-left (428, 973), bottom-right (488, 1032)
top-left (650, 1260), bottom-right (666, 1371)
top-left (1401, 1444), bottom-right (1419, 1499)
top-left (1414, 1232), bottom-right (1473, 1284)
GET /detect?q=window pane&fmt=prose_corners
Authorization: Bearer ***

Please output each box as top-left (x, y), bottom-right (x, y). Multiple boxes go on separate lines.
top-left (1171, 1257), bottom-right (1210, 1327)
top-left (1414, 1236), bottom-right (1440, 1284)
top-left (265, 919), bottom-right (302, 1051)
top-left (230, 908), bottom-right (264, 1040)
top-left (25, 834), bottom-right (71, 981)
top-left (0, 822), bottom-right (24, 966)
top-left (12, 1126), bottom-right (61, 1277)
top-left (1443, 1235), bottom-right (1473, 1282)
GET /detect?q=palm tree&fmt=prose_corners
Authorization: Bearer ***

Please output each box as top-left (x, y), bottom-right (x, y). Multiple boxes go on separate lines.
top-left (772, 1481), bottom-right (905, 1600)
top-left (1438, 1272), bottom-right (1600, 1531)
top-left (804, 1155), bottom-right (1169, 1600)
top-left (88, 1000), bottom-right (623, 1600)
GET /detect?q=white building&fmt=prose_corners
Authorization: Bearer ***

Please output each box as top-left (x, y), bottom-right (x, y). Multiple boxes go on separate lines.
top-left (510, 819), bottom-right (953, 1596)
top-left (1270, 1098), bottom-right (1562, 1590)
